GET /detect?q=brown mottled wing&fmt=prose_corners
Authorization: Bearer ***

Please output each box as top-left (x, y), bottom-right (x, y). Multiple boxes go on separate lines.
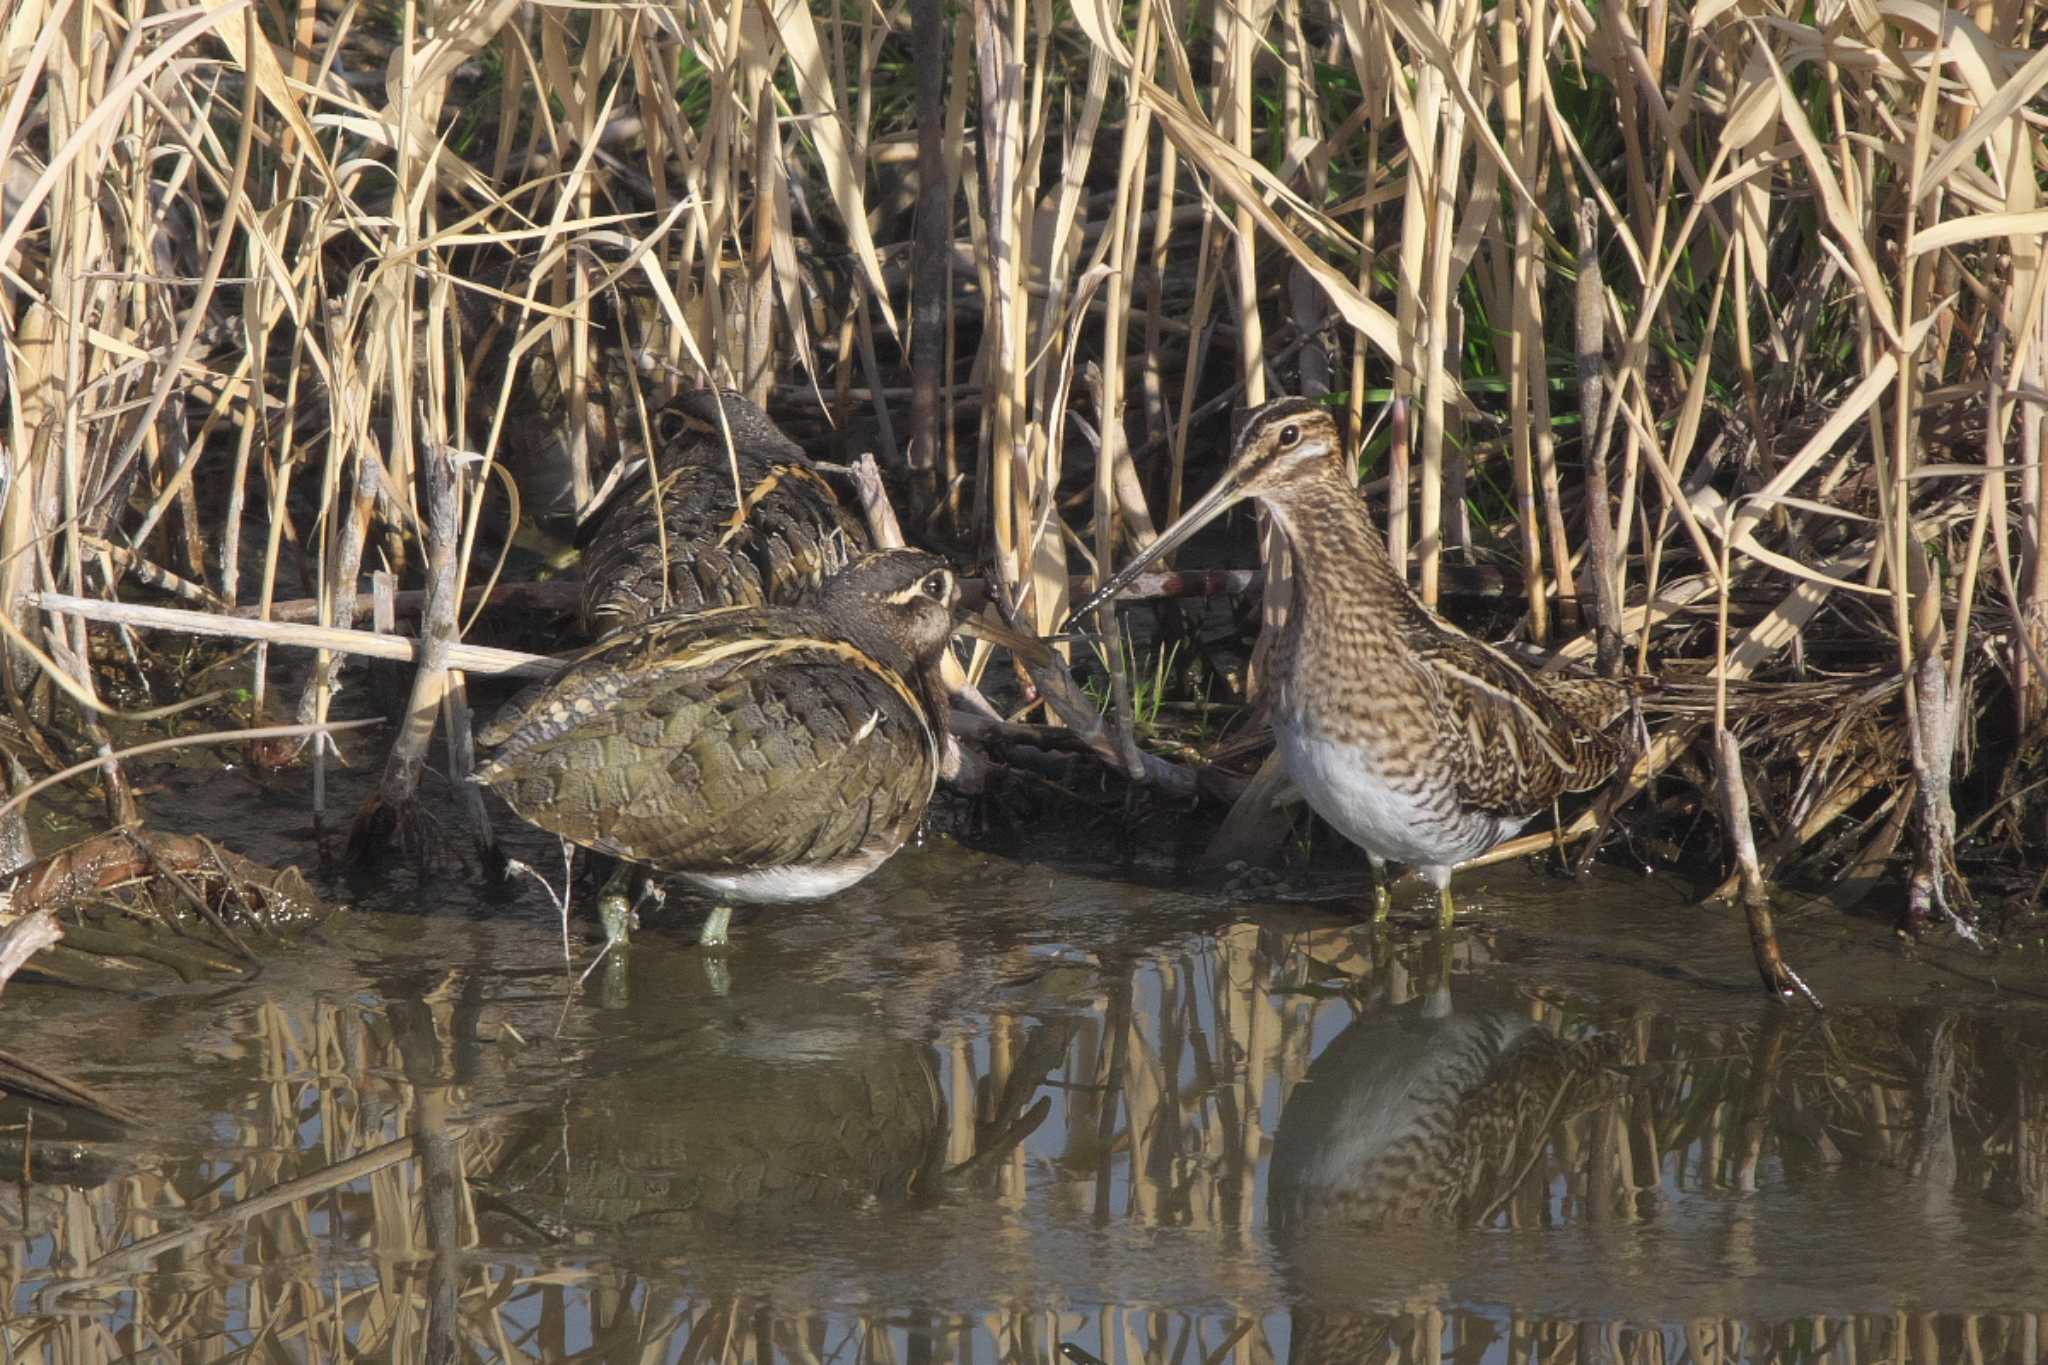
top-left (1399, 607), bottom-right (1633, 819)
top-left (577, 447), bottom-right (869, 635)
top-left (473, 609), bottom-right (736, 755)
top-left (1535, 671), bottom-right (1642, 734)
top-left (737, 463), bottom-right (871, 602)
top-left (476, 611), bottom-right (935, 872)
top-left (577, 457), bottom-right (770, 631)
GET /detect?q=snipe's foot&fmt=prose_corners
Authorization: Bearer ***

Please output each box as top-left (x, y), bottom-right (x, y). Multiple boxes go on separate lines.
top-left (1372, 882), bottom-right (1393, 923)
top-left (597, 865), bottom-right (640, 950)
top-left (597, 893), bottom-right (637, 949)
top-left (700, 904), bottom-right (735, 950)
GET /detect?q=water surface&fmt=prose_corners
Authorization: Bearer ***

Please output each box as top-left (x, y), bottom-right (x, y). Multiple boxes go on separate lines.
top-left (5, 778), bottom-right (2046, 1364)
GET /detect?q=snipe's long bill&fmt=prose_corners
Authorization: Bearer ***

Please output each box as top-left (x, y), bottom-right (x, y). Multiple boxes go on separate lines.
top-left (1076, 396), bottom-right (1635, 929)
top-left (477, 549), bottom-right (1040, 951)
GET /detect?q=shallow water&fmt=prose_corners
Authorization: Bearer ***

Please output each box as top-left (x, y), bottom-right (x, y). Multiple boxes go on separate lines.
top-left (6, 773), bottom-right (2048, 1363)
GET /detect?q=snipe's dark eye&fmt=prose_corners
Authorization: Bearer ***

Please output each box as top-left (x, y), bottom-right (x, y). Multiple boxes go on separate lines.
top-left (922, 572), bottom-right (951, 600)
top-left (1278, 423), bottom-right (1302, 448)
top-left (654, 408), bottom-right (689, 445)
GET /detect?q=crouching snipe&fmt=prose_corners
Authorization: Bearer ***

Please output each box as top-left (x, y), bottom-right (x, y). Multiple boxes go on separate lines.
top-left (478, 550), bottom-right (1033, 948)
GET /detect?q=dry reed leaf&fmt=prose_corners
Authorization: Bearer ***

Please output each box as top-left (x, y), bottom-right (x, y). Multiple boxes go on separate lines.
top-left (0, 0), bottom-right (61, 160)
top-left (1744, 493), bottom-right (1879, 522)
top-left (1135, 77), bottom-right (1401, 361)
top-left (211, 2), bottom-right (342, 190)
top-left (757, 0), bottom-right (897, 335)
top-left (1039, 48), bottom-right (1111, 313)
top-left (1752, 32), bottom-right (1899, 346)
top-left (393, 0), bottom-right (525, 128)
top-left (625, 220), bottom-right (718, 382)
top-left (1353, 0), bottom-right (1537, 216)
top-left (1604, 385), bottom-right (1725, 584)
top-left (1718, 62), bottom-right (1780, 148)
top-left (0, 1), bottom-right (253, 271)
top-left (1910, 210), bottom-right (2048, 256)
top-left (293, 68), bottom-right (503, 204)
top-left (1913, 33), bottom-right (2048, 196)
top-left (1728, 312), bottom-right (1940, 552)
top-left (1722, 59), bottom-right (1778, 332)
top-left (1446, 151), bottom-right (1501, 287)
top-left (757, 111), bottom-right (819, 384)
top-left (1066, 0), bottom-right (1132, 65)
top-left (536, 8), bottom-right (595, 141)
top-left (1724, 535), bottom-right (1891, 598)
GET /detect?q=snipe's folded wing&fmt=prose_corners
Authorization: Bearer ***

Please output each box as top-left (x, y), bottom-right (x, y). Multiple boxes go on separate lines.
top-left (477, 617), bottom-right (936, 871)
top-left (629, 651), bottom-right (935, 869)
top-left (578, 447), bottom-right (867, 632)
top-left (578, 459), bottom-right (770, 628)
top-left (734, 463), bottom-right (871, 602)
top-left (1407, 621), bottom-right (1631, 818)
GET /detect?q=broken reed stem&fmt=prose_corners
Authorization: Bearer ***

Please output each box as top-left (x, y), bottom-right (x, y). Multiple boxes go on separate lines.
top-left (349, 437), bottom-right (466, 857)
top-left (1574, 197), bottom-right (1624, 676)
top-left (0, 908), bottom-right (64, 996)
top-left (908, 0), bottom-right (949, 513)
top-left (238, 570), bottom-right (1273, 632)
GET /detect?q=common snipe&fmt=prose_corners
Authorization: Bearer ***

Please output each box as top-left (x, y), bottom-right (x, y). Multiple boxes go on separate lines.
top-left (575, 388), bottom-right (870, 637)
top-left (477, 549), bottom-right (1032, 947)
top-left (1270, 986), bottom-right (1628, 1231)
top-left (1076, 396), bottom-right (1636, 928)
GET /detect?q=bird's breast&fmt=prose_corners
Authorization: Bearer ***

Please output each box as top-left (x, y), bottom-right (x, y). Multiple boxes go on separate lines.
top-left (1273, 716), bottom-right (1459, 867)
top-left (681, 846), bottom-right (896, 904)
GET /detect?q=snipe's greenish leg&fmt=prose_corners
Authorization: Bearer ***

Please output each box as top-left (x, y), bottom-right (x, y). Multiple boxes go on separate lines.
top-left (592, 865), bottom-right (675, 948)
top-left (477, 550), bottom-right (1041, 953)
top-left (575, 388), bottom-right (870, 638)
top-left (1075, 397), bottom-right (1637, 931)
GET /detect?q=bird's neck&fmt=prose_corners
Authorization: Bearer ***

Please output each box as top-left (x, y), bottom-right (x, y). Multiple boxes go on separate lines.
top-left (915, 661), bottom-right (955, 733)
top-left (1257, 477), bottom-right (1419, 723)
top-left (1262, 477), bottom-right (1409, 618)
top-left (836, 616), bottom-right (952, 730)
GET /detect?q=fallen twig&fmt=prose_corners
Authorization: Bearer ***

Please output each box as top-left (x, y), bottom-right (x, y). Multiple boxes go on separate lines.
top-left (0, 720), bottom-right (385, 825)
top-left (37, 592), bottom-right (559, 679)
top-left (0, 907), bottom-right (62, 996)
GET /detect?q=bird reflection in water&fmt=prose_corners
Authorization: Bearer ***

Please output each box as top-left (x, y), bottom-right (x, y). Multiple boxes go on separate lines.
top-left (477, 971), bottom-right (1058, 1256)
top-left (1270, 941), bottom-right (1633, 1363)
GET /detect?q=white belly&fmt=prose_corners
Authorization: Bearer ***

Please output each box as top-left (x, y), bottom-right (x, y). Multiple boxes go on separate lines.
top-left (1274, 719), bottom-right (1524, 870)
top-left (680, 847), bottom-right (891, 904)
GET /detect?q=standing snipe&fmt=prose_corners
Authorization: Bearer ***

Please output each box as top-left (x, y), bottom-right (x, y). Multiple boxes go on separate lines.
top-left (478, 550), bottom-right (1034, 947)
top-left (1075, 397), bottom-right (1636, 928)
top-left (576, 388), bottom-right (870, 637)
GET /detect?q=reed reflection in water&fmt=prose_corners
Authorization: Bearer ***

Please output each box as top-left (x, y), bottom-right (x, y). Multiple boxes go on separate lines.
top-left (5, 884), bottom-right (2048, 1363)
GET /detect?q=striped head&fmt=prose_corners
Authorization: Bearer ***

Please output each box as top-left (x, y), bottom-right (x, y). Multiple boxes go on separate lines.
top-left (1218, 397), bottom-right (1348, 501)
top-left (822, 550), bottom-right (961, 678)
top-left (822, 549), bottom-right (1048, 692)
top-left (1072, 396), bottom-right (1349, 619)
